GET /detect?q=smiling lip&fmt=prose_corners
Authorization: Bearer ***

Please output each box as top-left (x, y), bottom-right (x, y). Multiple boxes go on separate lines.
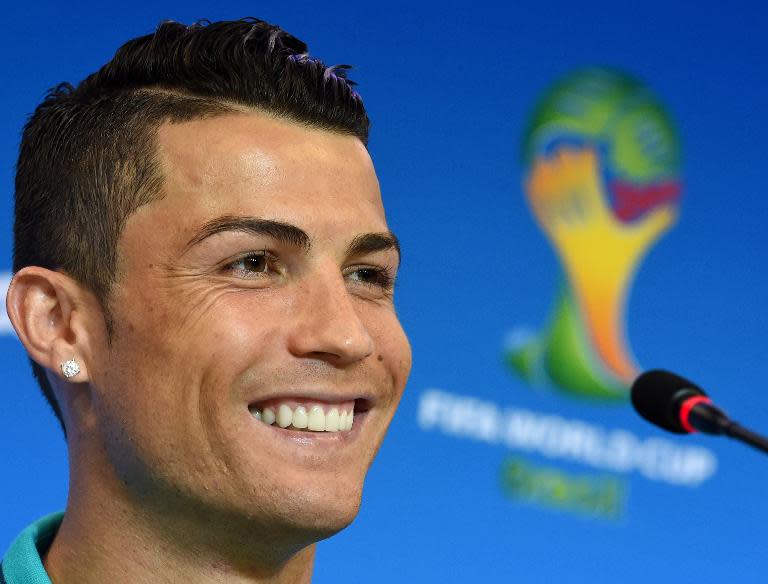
top-left (245, 391), bottom-right (374, 439)
top-left (247, 392), bottom-right (375, 419)
top-left (249, 397), bottom-right (371, 432)
top-left (247, 405), bottom-right (370, 447)
top-left (261, 411), bottom-right (368, 440)
top-left (247, 390), bottom-right (375, 407)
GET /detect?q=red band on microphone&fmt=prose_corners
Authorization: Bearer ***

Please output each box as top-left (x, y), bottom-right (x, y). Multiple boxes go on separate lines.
top-left (679, 395), bottom-right (712, 433)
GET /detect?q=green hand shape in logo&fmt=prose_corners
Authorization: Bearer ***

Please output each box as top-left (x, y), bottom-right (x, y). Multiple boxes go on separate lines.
top-left (506, 68), bottom-right (682, 400)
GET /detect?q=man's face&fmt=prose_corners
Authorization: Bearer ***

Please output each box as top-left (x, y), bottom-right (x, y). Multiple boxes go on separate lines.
top-left (89, 112), bottom-right (411, 542)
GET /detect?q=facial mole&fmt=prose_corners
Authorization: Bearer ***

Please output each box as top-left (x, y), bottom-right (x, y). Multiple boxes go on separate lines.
top-left (377, 354), bottom-right (384, 362)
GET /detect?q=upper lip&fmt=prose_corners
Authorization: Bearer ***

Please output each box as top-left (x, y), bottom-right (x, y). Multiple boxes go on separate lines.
top-left (246, 389), bottom-right (377, 408)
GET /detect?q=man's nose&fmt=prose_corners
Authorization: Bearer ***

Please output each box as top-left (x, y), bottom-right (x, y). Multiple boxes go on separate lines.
top-left (286, 269), bottom-right (374, 366)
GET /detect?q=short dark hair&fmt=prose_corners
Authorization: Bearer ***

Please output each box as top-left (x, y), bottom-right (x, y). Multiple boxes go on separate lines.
top-left (13, 18), bottom-right (369, 432)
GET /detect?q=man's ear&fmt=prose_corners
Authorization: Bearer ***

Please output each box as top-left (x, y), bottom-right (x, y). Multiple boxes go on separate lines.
top-left (6, 266), bottom-right (98, 383)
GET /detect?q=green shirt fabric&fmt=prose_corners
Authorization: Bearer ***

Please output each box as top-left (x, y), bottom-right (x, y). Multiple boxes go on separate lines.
top-left (1, 513), bottom-right (62, 584)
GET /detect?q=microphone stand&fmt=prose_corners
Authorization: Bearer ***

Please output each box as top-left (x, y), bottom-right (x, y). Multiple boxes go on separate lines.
top-left (689, 404), bottom-right (768, 455)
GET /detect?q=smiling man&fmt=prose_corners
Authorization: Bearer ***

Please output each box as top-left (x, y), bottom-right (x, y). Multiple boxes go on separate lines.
top-left (2, 19), bottom-right (411, 584)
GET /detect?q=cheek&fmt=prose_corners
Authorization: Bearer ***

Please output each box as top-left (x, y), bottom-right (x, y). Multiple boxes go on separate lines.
top-left (110, 281), bottom-right (286, 374)
top-left (97, 285), bottom-right (239, 423)
top-left (364, 306), bottom-right (412, 392)
top-left (93, 288), bottom-right (293, 487)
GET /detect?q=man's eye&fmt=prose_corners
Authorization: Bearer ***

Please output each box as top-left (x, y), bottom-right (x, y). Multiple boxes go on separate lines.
top-left (225, 251), bottom-right (278, 278)
top-left (240, 255), bottom-right (268, 272)
top-left (351, 268), bottom-right (384, 284)
top-left (346, 266), bottom-right (395, 294)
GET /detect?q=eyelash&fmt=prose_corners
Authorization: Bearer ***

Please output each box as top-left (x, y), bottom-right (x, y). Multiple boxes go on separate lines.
top-left (223, 252), bottom-right (396, 295)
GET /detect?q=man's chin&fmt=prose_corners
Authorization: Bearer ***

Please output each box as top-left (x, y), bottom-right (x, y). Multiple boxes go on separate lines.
top-left (276, 485), bottom-right (363, 541)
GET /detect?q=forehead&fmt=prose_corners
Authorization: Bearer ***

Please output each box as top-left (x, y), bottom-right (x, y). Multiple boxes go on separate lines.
top-left (137, 112), bottom-right (385, 245)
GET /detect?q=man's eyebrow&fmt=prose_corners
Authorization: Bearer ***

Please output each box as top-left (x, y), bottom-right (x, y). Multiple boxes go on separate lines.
top-left (345, 232), bottom-right (401, 262)
top-left (185, 215), bottom-right (311, 252)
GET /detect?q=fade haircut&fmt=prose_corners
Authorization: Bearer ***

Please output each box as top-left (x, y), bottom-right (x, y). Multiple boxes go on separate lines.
top-left (13, 18), bottom-right (369, 432)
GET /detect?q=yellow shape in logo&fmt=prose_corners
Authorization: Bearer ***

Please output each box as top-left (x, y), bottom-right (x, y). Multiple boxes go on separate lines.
top-left (506, 68), bottom-right (681, 400)
top-left (526, 146), bottom-right (676, 382)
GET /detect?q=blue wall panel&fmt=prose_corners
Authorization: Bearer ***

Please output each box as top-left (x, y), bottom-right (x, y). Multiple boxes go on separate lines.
top-left (2, 2), bottom-right (767, 582)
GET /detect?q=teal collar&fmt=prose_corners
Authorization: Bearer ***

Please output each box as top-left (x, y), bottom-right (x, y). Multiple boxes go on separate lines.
top-left (1, 513), bottom-right (62, 584)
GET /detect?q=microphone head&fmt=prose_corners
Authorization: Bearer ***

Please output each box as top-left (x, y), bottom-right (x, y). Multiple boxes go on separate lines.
top-left (631, 369), bottom-right (706, 433)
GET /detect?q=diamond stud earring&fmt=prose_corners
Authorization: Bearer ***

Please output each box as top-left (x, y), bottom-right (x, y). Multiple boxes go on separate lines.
top-left (61, 358), bottom-right (81, 379)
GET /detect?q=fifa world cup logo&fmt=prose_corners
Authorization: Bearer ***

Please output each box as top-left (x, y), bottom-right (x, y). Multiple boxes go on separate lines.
top-left (507, 69), bottom-right (681, 399)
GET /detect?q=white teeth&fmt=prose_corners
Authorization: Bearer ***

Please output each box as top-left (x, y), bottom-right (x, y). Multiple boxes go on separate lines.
top-left (307, 406), bottom-right (326, 431)
top-left (277, 404), bottom-right (293, 428)
top-left (251, 404), bottom-right (356, 432)
top-left (326, 408), bottom-right (340, 432)
top-left (293, 405), bottom-right (308, 429)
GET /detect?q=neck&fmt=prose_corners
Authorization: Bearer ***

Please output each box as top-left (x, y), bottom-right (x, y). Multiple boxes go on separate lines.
top-left (45, 458), bottom-right (317, 584)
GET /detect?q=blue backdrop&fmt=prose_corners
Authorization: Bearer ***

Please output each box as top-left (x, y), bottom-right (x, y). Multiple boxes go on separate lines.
top-left (2, 1), bottom-right (767, 582)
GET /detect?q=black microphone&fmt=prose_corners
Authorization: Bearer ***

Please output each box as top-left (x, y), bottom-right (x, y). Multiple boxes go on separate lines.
top-left (631, 369), bottom-right (768, 455)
